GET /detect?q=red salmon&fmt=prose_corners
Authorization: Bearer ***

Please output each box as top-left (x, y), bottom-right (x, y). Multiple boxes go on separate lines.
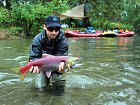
top-left (20, 55), bottom-right (69, 74)
top-left (12, 54), bottom-right (80, 80)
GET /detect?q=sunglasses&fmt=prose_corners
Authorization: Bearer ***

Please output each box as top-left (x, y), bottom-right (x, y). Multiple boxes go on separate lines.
top-left (47, 27), bottom-right (60, 32)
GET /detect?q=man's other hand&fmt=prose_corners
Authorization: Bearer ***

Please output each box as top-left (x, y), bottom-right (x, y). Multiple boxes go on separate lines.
top-left (29, 66), bottom-right (40, 73)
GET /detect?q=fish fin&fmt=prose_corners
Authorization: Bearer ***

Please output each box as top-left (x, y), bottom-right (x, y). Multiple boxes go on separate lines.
top-left (46, 71), bottom-right (52, 78)
top-left (19, 72), bottom-right (27, 81)
top-left (11, 67), bottom-right (20, 74)
top-left (64, 62), bottom-right (71, 72)
top-left (11, 67), bottom-right (26, 81)
top-left (67, 63), bottom-right (71, 71)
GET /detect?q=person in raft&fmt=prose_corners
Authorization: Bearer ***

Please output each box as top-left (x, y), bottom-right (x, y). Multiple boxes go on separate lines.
top-left (29, 15), bottom-right (68, 90)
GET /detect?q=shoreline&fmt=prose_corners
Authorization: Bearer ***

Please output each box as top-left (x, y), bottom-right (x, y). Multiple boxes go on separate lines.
top-left (0, 29), bottom-right (23, 40)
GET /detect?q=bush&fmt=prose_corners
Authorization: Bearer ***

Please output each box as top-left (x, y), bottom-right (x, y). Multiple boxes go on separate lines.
top-left (121, 24), bottom-right (134, 30)
top-left (0, 1), bottom-right (69, 37)
top-left (8, 27), bottom-right (23, 36)
top-left (0, 7), bottom-right (10, 26)
top-left (91, 18), bottom-right (134, 31)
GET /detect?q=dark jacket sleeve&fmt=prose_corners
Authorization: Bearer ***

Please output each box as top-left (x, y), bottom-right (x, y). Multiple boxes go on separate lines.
top-left (29, 34), bottom-right (43, 60)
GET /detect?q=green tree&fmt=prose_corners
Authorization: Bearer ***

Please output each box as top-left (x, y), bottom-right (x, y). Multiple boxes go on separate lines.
top-left (122, 0), bottom-right (140, 32)
top-left (10, 0), bottom-right (69, 37)
top-left (0, 7), bottom-right (10, 26)
top-left (1, 0), bottom-right (139, 37)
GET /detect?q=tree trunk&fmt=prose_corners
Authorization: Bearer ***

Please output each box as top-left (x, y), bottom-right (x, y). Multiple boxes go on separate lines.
top-left (6, 0), bottom-right (12, 10)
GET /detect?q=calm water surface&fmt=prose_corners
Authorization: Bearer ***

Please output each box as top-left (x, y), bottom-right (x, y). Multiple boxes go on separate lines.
top-left (0, 35), bottom-right (140, 105)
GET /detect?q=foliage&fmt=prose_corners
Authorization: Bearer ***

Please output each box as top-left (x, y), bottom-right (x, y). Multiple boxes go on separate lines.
top-left (91, 19), bottom-right (134, 30)
top-left (0, 7), bottom-right (10, 26)
top-left (71, 22), bottom-right (76, 28)
top-left (0, 0), bottom-right (140, 37)
top-left (91, 19), bottom-right (104, 29)
top-left (8, 26), bottom-right (23, 36)
top-left (122, 0), bottom-right (140, 32)
top-left (66, 0), bottom-right (139, 31)
top-left (11, 3), bottom-right (48, 37)
top-left (1, 0), bottom-right (69, 37)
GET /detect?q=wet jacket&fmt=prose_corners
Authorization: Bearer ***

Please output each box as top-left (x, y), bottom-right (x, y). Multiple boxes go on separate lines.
top-left (29, 29), bottom-right (68, 61)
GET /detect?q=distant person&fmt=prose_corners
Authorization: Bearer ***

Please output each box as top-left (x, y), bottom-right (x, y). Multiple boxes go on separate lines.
top-left (125, 29), bottom-right (129, 32)
top-left (29, 15), bottom-right (68, 90)
top-left (113, 27), bottom-right (119, 33)
top-left (86, 27), bottom-right (95, 33)
top-left (119, 29), bottom-right (125, 33)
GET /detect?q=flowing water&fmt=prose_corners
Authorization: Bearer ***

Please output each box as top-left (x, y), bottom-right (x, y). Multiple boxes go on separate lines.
top-left (0, 35), bottom-right (140, 105)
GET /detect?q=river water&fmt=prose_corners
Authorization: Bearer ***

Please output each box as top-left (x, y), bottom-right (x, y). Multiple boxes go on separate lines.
top-left (0, 35), bottom-right (140, 105)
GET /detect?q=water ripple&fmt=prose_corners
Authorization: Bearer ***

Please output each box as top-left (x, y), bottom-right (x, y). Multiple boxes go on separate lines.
top-left (66, 74), bottom-right (96, 88)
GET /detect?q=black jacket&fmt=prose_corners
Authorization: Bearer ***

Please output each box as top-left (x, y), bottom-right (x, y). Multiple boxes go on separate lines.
top-left (29, 29), bottom-right (68, 60)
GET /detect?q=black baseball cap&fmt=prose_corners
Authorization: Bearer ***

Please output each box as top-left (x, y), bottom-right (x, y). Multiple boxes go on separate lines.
top-left (44, 15), bottom-right (61, 28)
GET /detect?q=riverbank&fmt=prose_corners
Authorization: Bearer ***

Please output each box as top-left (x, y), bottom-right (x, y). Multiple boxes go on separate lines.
top-left (0, 29), bottom-right (10, 39)
top-left (0, 29), bottom-right (23, 40)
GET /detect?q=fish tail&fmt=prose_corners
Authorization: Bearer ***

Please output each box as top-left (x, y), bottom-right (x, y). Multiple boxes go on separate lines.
top-left (19, 64), bottom-right (31, 80)
top-left (19, 66), bottom-right (29, 74)
top-left (11, 67), bottom-right (20, 73)
top-left (19, 72), bottom-right (27, 81)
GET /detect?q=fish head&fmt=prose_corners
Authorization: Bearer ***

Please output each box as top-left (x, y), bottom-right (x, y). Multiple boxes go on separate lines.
top-left (67, 57), bottom-right (80, 66)
top-left (65, 56), bottom-right (81, 70)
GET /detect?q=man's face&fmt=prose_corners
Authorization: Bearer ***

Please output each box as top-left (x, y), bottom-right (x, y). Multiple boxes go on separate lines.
top-left (44, 25), bottom-right (60, 40)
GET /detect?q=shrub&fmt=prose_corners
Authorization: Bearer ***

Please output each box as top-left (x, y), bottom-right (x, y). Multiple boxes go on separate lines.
top-left (0, 7), bottom-right (10, 26)
top-left (8, 27), bottom-right (23, 36)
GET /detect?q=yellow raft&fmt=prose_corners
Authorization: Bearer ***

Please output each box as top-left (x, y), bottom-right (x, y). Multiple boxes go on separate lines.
top-left (100, 31), bottom-right (117, 37)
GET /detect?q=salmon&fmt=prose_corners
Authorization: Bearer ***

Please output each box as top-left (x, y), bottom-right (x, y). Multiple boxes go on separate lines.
top-left (12, 54), bottom-right (80, 80)
top-left (20, 55), bottom-right (69, 74)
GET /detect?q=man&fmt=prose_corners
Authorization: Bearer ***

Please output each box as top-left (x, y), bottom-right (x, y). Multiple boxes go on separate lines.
top-left (29, 15), bottom-right (68, 89)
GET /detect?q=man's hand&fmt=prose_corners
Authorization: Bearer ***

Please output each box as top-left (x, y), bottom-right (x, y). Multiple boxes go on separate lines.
top-left (58, 62), bottom-right (70, 73)
top-left (58, 62), bottom-right (65, 73)
top-left (29, 66), bottom-right (40, 73)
